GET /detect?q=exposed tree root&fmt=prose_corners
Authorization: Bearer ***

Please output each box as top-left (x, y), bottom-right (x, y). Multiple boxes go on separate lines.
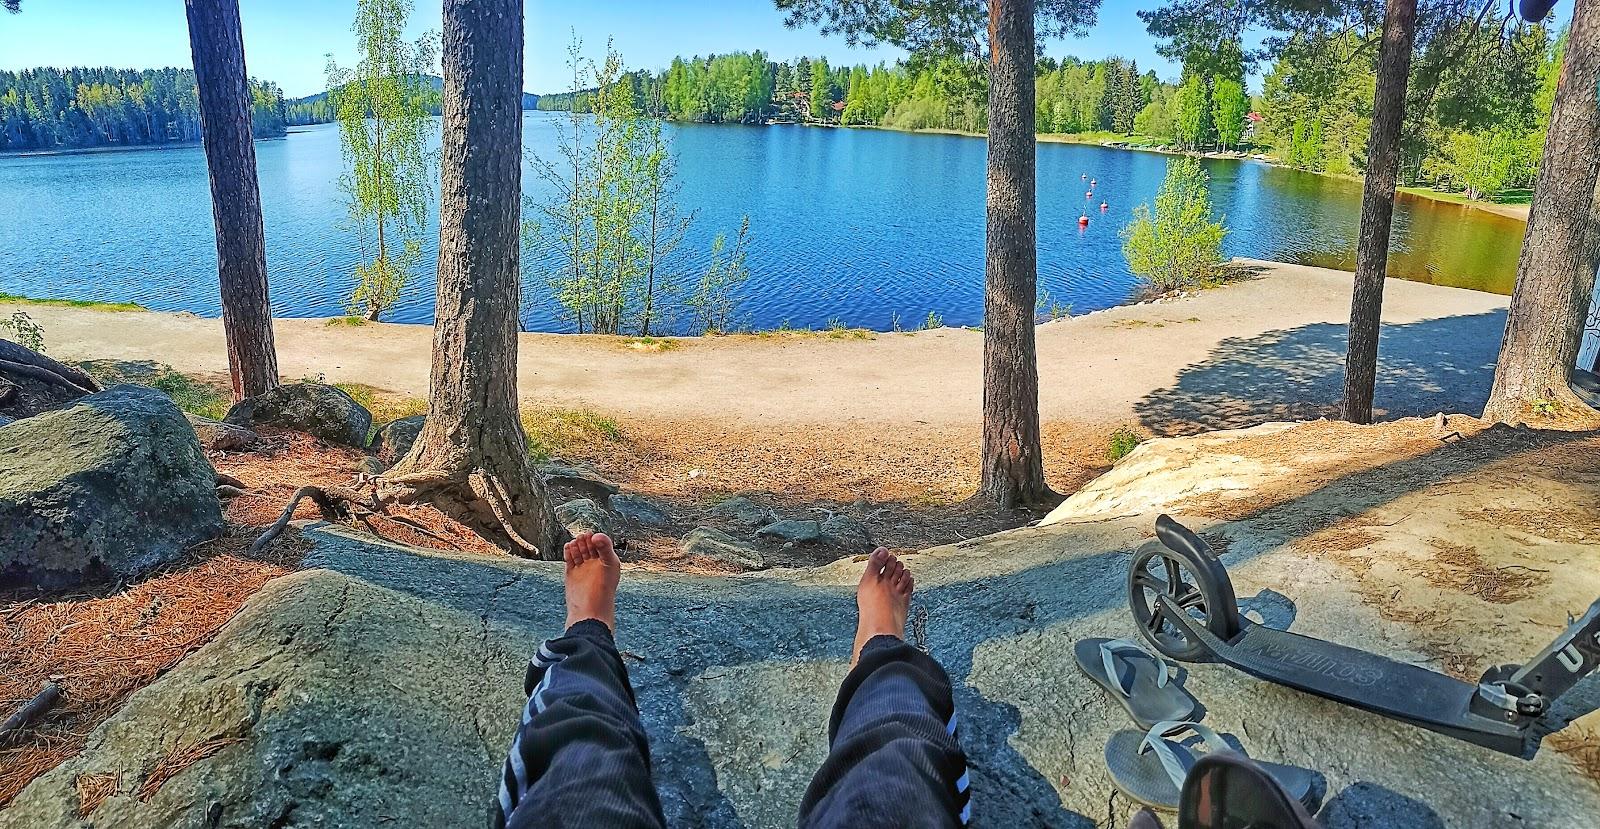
top-left (249, 485), bottom-right (361, 554)
top-left (0, 682), bottom-right (62, 745)
top-left (0, 340), bottom-right (100, 395)
top-left (375, 467), bottom-right (567, 560)
top-left (0, 359), bottom-right (96, 397)
top-left (1482, 383), bottom-right (1600, 430)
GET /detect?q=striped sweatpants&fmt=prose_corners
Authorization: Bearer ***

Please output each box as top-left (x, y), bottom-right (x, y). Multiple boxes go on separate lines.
top-left (494, 620), bottom-right (970, 828)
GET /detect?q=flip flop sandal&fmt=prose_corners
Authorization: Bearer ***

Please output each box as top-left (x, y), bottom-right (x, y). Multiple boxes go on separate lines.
top-left (1181, 752), bottom-right (1320, 829)
top-left (1074, 638), bottom-right (1197, 729)
top-left (1105, 721), bottom-right (1316, 812)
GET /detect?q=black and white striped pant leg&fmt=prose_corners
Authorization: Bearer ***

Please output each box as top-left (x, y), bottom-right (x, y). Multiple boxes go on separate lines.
top-left (798, 635), bottom-right (970, 828)
top-left (493, 619), bottom-right (667, 829)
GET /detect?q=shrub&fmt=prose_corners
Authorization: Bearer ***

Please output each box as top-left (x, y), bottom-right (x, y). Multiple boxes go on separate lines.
top-left (922, 311), bottom-right (944, 330)
top-left (1121, 157), bottom-right (1228, 294)
top-left (1107, 426), bottom-right (1143, 463)
top-left (0, 310), bottom-right (45, 352)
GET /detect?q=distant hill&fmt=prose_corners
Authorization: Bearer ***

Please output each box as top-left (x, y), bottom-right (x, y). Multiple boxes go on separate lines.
top-left (285, 75), bottom-right (540, 125)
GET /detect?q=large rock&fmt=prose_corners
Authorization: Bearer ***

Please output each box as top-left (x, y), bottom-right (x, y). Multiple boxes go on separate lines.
top-left (224, 382), bottom-right (372, 447)
top-left (187, 414), bottom-right (260, 451)
top-left (370, 414), bottom-right (426, 464)
top-left (539, 462), bottom-right (620, 503)
top-left (709, 495), bottom-right (776, 528)
top-left (0, 385), bottom-right (224, 589)
top-left (612, 493), bottom-right (672, 527)
top-left (555, 498), bottom-right (617, 538)
top-left (756, 519), bottom-right (823, 545)
top-left (819, 514), bottom-right (874, 553)
top-left (681, 527), bottom-right (766, 570)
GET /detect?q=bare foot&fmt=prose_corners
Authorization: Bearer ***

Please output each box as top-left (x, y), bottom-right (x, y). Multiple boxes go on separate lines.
top-left (564, 531), bottom-right (620, 631)
top-left (853, 547), bottom-right (913, 665)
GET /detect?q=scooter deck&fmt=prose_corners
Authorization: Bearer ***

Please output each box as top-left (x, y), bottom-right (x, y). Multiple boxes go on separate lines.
top-left (1159, 600), bottom-right (1528, 755)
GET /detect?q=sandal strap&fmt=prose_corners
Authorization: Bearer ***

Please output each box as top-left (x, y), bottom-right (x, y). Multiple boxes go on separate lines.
top-left (1137, 721), bottom-right (1231, 790)
top-left (1099, 638), bottom-right (1169, 698)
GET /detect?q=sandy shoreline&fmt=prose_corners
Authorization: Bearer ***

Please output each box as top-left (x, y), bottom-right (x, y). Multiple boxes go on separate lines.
top-left (4, 259), bottom-right (1508, 433)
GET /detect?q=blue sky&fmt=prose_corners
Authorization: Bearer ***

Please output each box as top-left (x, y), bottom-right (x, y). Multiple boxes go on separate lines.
top-left (0, 1), bottom-right (1185, 98)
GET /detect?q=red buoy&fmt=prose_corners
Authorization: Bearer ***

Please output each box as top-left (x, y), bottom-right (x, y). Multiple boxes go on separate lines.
top-left (1078, 214), bottom-right (1089, 226)
top-left (1091, 179), bottom-right (1097, 186)
top-left (1100, 202), bottom-right (1108, 210)
top-left (1086, 190), bottom-right (1093, 198)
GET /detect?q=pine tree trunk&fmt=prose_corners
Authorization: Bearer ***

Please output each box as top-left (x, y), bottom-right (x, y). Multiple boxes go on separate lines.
top-left (1482, 0), bottom-right (1600, 427)
top-left (978, 0), bottom-right (1056, 510)
top-left (380, 0), bottom-right (566, 558)
top-left (1341, 0), bottom-right (1417, 424)
top-left (184, 0), bottom-right (279, 401)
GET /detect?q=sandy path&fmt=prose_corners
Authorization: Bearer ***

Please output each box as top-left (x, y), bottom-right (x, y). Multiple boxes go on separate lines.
top-left (5, 259), bottom-right (1508, 430)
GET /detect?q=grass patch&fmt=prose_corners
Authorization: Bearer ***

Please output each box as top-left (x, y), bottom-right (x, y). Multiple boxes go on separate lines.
top-left (1107, 426), bottom-right (1144, 463)
top-left (744, 325), bottom-right (876, 341)
top-left (623, 336), bottom-right (680, 352)
top-left (324, 316), bottom-right (368, 327)
top-left (77, 361), bottom-right (231, 420)
top-left (522, 405), bottom-right (622, 463)
top-left (331, 382), bottom-right (428, 425)
top-left (0, 292), bottom-right (145, 312)
top-left (825, 318), bottom-right (874, 340)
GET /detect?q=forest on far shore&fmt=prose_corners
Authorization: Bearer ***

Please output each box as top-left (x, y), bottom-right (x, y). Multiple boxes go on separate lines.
top-left (0, 67), bottom-right (286, 152)
top-left (537, 15), bottom-right (1562, 203)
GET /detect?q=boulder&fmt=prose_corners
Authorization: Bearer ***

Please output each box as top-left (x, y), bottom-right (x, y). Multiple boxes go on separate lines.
top-left (819, 514), bottom-right (875, 553)
top-left (680, 527), bottom-right (766, 570)
top-left (709, 496), bottom-right (776, 528)
top-left (370, 415), bottom-right (427, 465)
top-left (0, 385), bottom-right (224, 589)
top-left (224, 382), bottom-right (372, 447)
top-left (756, 519), bottom-right (823, 545)
top-left (540, 463), bottom-right (620, 502)
top-left (556, 498), bottom-right (617, 538)
top-left (187, 414), bottom-right (260, 451)
top-left (612, 493), bottom-right (672, 527)
top-left (355, 456), bottom-right (387, 477)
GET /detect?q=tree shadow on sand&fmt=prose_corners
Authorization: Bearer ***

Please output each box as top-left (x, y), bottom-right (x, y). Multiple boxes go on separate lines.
top-left (1135, 312), bottom-right (1506, 436)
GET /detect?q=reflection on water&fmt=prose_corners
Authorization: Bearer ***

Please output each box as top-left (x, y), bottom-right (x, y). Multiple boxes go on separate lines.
top-left (0, 114), bottom-right (1523, 332)
top-left (1244, 164), bottom-right (1522, 295)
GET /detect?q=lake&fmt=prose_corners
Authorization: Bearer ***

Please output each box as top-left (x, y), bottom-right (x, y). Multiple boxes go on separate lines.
top-left (0, 113), bottom-right (1526, 333)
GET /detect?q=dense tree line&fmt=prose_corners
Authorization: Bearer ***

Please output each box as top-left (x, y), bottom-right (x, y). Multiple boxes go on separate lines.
top-left (285, 74), bottom-right (455, 126)
top-left (0, 67), bottom-right (286, 152)
top-left (534, 16), bottom-right (1559, 204)
top-left (1256, 13), bottom-right (1558, 197)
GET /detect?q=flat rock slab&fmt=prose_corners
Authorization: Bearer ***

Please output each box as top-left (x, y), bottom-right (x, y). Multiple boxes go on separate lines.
top-left (6, 509), bottom-right (1597, 828)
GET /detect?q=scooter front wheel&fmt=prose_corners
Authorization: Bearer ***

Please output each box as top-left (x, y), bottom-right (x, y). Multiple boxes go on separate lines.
top-left (1127, 538), bottom-right (1238, 662)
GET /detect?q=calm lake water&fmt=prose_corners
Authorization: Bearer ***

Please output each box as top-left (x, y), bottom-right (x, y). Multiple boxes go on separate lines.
top-left (0, 112), bottom-right (1525, 333)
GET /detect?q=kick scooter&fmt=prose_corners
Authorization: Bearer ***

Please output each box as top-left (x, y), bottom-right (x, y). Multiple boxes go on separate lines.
top-left (1128, 515), bottom-right (1600, 757)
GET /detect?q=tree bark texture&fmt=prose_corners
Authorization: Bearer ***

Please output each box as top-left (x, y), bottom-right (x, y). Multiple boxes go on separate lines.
top-left (184, 0), bottom-right (280, 401)
top-left (1341, 0), bottom-right (1417, 425)
top-left (978, 0), bottom-right (1055, 510)
top-left (381, 0), bottom-right (565, 558)
top-left (1482, 0), bottom-right (1600, 426)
